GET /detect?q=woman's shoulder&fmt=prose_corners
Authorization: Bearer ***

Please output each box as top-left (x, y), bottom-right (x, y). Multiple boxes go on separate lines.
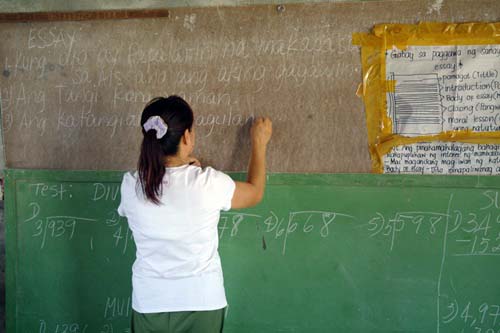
top-left (120, 171), bottom-right (138, 189)
top-left (189, 166), bottom-right (228, 180)
top-left (191, 167), bottom-right (234, 192)
top-left (178, 166), bottom-right (231, 189)
top-left (122, 170), bottom-right (138, 180)
top-left (189, 166), bottom-right (235, 210)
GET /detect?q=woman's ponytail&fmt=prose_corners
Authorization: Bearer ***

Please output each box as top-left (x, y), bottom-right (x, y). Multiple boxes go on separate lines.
top-left (137, 96), bottom-right (194, 204)
top-left (138, 130), bottom-right (166, 205)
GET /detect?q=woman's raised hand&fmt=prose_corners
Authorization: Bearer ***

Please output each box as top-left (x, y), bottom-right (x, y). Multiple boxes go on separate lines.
top-left (250, 117), bottom-right (273, 148)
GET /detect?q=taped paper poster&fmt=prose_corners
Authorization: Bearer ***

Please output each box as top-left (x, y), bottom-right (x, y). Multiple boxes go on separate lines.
top-left (353, 23), bottom-right (500, 175)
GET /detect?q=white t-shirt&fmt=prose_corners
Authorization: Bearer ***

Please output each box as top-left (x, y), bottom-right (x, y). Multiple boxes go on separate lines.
top-left (117, 165), bottom-right (236, 313)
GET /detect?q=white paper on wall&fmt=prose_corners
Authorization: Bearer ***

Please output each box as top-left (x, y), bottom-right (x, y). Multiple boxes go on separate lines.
top-left (383, 142), bottom-right (500, 175)
top-left (384, 45), bottom-right (500, 175)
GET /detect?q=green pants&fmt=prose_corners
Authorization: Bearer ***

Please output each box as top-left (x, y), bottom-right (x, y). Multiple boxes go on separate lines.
top-left (131, 308), bottom-right (225, 333)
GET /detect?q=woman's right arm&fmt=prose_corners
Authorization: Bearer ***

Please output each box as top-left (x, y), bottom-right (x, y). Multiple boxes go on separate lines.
top-left (231, 117), bottom-right (272, 209)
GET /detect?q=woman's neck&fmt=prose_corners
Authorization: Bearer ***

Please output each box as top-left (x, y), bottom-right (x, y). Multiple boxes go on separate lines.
top-left (164, 155), bottom-right (189, 168)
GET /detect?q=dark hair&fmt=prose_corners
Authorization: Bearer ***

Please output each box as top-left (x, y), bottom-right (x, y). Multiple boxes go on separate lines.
top-left (138, 95), bottom-right (194, 204)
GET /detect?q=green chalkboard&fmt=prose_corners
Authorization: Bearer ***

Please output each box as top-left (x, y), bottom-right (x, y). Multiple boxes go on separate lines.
top-left (5, 169), bottom-right (500, 333)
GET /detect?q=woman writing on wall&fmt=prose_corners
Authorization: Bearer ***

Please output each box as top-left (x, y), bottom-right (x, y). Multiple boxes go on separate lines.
top-left (117, 95), bottom-right (272, 333)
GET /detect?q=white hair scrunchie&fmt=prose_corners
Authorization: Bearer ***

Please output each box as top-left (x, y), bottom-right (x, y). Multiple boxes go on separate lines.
top-left (143, 116), bottom-right (168, 139)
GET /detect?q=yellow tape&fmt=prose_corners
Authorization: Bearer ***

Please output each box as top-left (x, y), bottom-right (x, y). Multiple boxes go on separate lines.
top-left (355, 83), bottom-right (363, 98)
top-left (384, 80), bottom-right (396, 93)
top-left (353, 21), bottom-right (500, 173)
top-left (373, 22), bottom-right (500, 49)
top-left (352, 33), bottom-right (382, 48)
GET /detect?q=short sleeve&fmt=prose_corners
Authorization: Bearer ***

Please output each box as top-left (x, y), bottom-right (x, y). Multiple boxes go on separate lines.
top-left (117, 172), bottom-right (131, 217)
top-left (117, 202), bottom-right (126, 217)
top-left (206, 168), bottom-right (236, 211)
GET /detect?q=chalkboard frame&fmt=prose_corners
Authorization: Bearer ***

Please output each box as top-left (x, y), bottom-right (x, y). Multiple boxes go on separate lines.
top-left (4, 169), bottom-right (500, 333)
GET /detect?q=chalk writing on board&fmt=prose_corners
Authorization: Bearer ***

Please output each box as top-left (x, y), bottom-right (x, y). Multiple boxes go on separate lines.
top-left (3, 53), bottom-right (48, 79)
top-left (366, 196), bottom-right (500, 256)
top-left (481, 190), bottom-right (500, 210)
top-left (453, 236), bottom-right (500, 256)
top-left (273, 62), bottom-right (355, 91)
top-left (10, 174), bottom-right (500, 333)
top-left (27, 27), bottom-right (77, 50)
top-left (57, 109), bottom-right (140, 138)
top-left (105, 211), bottom-right (122, 227)
top-left (20, 111), bottom-right (48, 136)
top-left (125, 40), bottom-right (216, 67)
top-left (217, 64), bottom-right (266, 92)
top-left (367, 211), bottom-right (448, 251)
top-left (111, 225), bottom-right (134, 254)
top-left (0, 83), bottom-right (46, 111)
top-left (38, 320), bottom-right (131, 333)
top-left (112, 88), bottom-right (152, 108)
top-left (19, 181), bottom-right (500, 260)
top-left (100, 324), bottom-right (130, 333)
top-left (442, 299), bottom-right (500, 332)
top-left (219, 210), bottom-right (356, 255)
top-left (177, 91), bottom-right (234, 106)
top-left (23, 198), bottom-right (102, 250)
top-left (218, 212), bottom-right (261, 239)
top-left (97, 48), bottom-right (120, 67)
top-left (452, 209), bottom-right (500, 256)
top-left (30, 183), bottom-right (73, 200)
top-left (96, 68), bottom-right (122, 87)
top-left (92, 183), bottom-right (120, 201)
top-left (0, 19), bottom-right (361, 161)
top-left (104, 296), bottom-right (131, 320)
top-left (56, 85), bottom-right (98, 108)
top-left (31, 216), bottom-right (95, 249)
top-left (0, 83), bottom-right (47, 135)
top-left (38, 320), bottom-right (89, 333)
top-left (102, 211), bottom-right (134, 253)
top-left (176, 69), bottom-right (208, 91)
top-left (195, 112), bottom-right (255, 137)
top-left (23, 204), bottom-right (134, 254)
